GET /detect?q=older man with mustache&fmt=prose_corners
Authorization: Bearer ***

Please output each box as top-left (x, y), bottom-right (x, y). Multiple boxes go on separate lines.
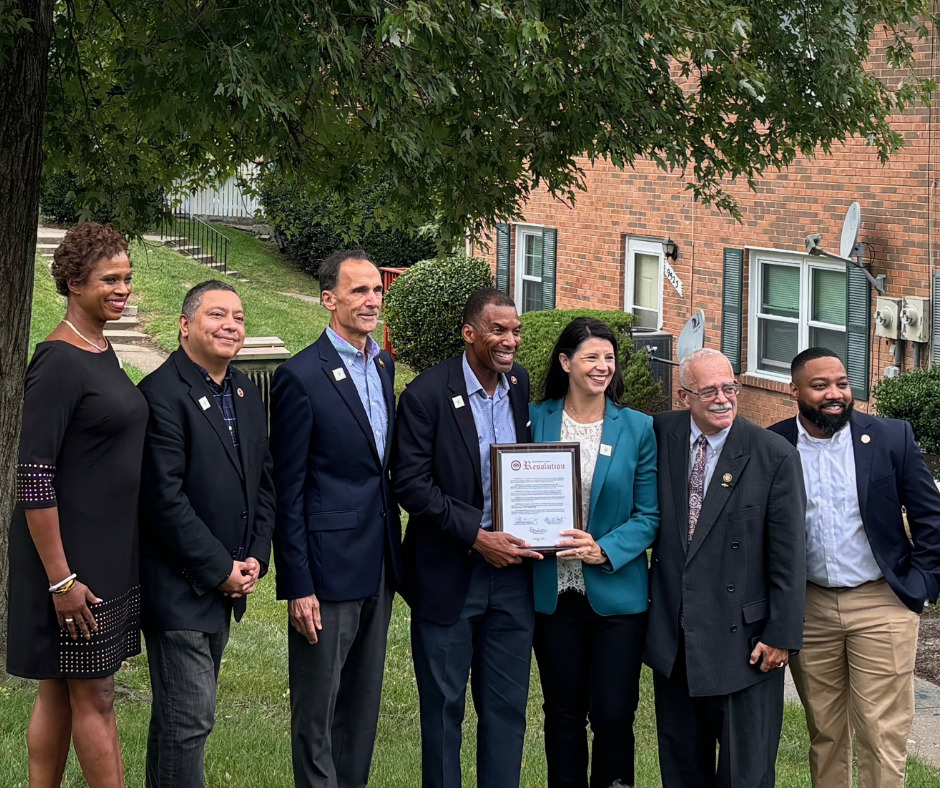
top-left (645, 348), bottom-right (806, 788)
top-left (770, 347), bottom-right (940, 788)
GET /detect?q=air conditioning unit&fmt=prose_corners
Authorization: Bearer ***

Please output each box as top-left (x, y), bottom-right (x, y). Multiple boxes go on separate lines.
top-left (899, 297), bottom-right (931, 344)
top-left (632, 331), bottom-right (672, 414)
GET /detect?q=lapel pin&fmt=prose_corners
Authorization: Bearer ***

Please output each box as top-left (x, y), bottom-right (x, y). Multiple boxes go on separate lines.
top-left (452, 395), bottom-right (465, 409)
top-left (378, 358), bottom-right (385, 367)
top-left (236, 387), bottom-right (244, 398)
top-left (723, 473), bottom-right (733, 483)
top-left (332, 367), bottom-right (347, 382)
top-left (600, 444), bottom-right (613, 457)
top-left (861, 434), bottom-right (871, 444)
top-left (721, 482), bottom-right (730, 488)
top-left (510, 375), bottom-right (518, 385)
top-left (198, 396), bottom-right (211, 411)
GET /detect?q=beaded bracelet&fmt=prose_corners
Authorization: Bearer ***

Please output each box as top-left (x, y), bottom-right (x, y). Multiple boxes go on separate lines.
top-left (49, 573), bottom-right (77, 595)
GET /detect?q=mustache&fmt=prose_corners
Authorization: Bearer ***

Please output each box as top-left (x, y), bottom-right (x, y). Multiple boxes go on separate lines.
top-left (708, 404), bottom-right (733, 413)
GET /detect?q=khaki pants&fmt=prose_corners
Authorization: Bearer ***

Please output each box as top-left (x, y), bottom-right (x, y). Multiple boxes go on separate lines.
top-left (790, 579), bottom-right (920, 788)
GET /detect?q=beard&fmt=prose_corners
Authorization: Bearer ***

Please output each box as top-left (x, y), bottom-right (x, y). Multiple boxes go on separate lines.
top-left (798, 397), bottom-right (854, 436)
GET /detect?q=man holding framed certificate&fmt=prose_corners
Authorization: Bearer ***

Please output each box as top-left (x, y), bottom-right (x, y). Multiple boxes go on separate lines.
top-left (393, 288), bottom-right (541, 788)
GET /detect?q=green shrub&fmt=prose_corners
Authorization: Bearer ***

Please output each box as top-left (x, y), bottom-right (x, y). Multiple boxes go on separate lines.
top-left (259, 178), bottom-right (438, 277)
top-left (40, 171), bottom-right (164, 228)
top-left (383, 255), bottom-right (493, 372)
top-left (517, 309), bottom-right (661, 414)
top-left (873, 365), bottom-right (940, 453)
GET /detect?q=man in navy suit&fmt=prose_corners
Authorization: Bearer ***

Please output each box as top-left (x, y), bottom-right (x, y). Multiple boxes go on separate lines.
top-left (392, 289), bottom-right (541, 788)
top-left (770, 347), bottom-right (940, 788)
top-left (270, 250), bottom-right (402, 788)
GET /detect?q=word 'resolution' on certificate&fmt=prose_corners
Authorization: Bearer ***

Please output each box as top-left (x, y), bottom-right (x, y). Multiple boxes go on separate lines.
top-left (490, 443), bottom-right (583, 552)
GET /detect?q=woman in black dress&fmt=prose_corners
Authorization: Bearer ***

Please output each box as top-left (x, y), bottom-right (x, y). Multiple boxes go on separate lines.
top-left (7, 223), bottom-right (147, 787)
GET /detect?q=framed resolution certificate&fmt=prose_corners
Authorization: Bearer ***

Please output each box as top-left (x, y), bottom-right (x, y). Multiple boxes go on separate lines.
top-left (490, 443), bottom-right (583, 552)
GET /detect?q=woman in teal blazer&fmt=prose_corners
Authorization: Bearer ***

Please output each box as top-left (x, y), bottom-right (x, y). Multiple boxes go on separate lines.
top-left (529, 317), bottom-right (659, 788)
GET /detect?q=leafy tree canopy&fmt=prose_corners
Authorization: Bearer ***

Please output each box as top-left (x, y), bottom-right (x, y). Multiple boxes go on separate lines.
top-left (34, 0), bottom-right (939, 242)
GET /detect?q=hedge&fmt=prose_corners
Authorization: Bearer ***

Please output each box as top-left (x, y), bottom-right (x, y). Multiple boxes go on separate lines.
top-left (40, 172), bottom-right (164, 228)
top-left (873, 365), bottom-right (940, 454)
top-left (517, 309), bottom-right (661, 414)
top-left (384, 257), bottom-right (662, 413)
top-left (259, 178), bottom-right (438, 278)
top-left (383, 255), bottom-right (494, 372)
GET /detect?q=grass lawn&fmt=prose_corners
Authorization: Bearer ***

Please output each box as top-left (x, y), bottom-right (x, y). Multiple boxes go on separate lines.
top-left (6, 239), bottom-right (939, 786)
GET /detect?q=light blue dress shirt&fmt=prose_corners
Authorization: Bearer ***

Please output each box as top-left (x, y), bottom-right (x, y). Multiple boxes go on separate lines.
top-left (462, 353), bottom-right (517, 530)
top-left (689, 417), bottom-right (731, 493)
top-left (795, 419), bottom-right (882, 587)
top-left (327, 327), bottom-right (389, 459)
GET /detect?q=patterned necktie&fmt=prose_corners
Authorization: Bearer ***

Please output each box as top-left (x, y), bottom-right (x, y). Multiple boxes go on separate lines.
top-left (688, 434), bottom-right (708, 542)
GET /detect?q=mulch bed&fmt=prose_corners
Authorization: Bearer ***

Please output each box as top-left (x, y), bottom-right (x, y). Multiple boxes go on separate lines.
top-left (916, 604), bottom-right (940, 686)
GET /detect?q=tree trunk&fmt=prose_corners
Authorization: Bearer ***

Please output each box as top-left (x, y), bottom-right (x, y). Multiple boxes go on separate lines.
top-left (0, 0), bottom-right (54, 662)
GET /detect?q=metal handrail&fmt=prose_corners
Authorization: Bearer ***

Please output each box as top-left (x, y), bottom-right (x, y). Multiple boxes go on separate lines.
top-left (160, 209), bottom-right (230, 274)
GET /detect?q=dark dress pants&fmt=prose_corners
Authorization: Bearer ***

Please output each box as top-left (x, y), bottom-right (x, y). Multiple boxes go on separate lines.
top-left (411, 559), bottom-right (535, 788)
top-left (652, 635), bottom-right (784, 788)
top-left (533, 590), bottom-right (647, 788)
top-left (145, 622), bottom-right (231, 788)
top-left (289, 569), bottom-right (394, 788)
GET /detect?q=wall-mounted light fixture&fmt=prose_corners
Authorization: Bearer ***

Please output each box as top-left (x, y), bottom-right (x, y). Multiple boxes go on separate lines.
top-left (662, 238), bottom-right (678, 261)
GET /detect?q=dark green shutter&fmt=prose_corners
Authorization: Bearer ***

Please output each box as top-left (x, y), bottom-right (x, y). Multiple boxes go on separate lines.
top-left (845, 265), bottom-right (871, 400)
top-left (721, 248), bottom-right (744, 373)
top-left (541, 228), bottom-right (557, 310)
top-left (495, 223), bottom-right (510, 295)
top-left (931, 271), bottom-right (940, 365)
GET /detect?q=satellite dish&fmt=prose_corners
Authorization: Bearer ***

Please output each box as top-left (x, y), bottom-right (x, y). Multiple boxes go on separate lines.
top-left (676, 310), bottom-right (705, 363)
top-left (840, 202), bottom-right (861, 259)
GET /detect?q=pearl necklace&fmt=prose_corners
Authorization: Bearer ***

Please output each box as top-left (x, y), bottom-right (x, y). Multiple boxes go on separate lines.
top-left (63, 320), bottom-right (108, 352)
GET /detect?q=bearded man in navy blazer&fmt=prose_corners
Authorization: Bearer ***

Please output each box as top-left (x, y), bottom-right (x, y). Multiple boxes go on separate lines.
top-left (770, 347), bottom-right (940, 788)
top-left (392, 288), bottom-right (542, 788)
top-left (270, 250), bottom-right (402, 788)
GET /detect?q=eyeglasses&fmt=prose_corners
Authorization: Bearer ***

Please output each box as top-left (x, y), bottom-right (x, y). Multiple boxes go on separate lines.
top-left (680, 383), bottom-right (741, 402)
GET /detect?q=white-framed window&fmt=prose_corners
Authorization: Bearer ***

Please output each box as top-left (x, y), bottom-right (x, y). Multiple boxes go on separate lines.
top-left (515, 225), bottom-right (545, 314)
top-left (624, 237), bottom-right (664, 330)
top-left (747, 250), bottom-right (847, 378)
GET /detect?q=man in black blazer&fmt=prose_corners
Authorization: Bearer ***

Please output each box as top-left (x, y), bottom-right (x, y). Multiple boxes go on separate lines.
top-left (769, 347), bottom-right (940, 788)
top-left (269, 251), bottom-right (402, 788)
top-left (138, 280), bottom-right (275, 788)
top-left (392, 289), bottom-right (541, 788)
top-left (645, 348), bottom-right (806, 788)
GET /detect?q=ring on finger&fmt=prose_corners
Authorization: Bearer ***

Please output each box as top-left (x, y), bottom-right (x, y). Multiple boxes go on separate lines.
top-left (777, 661), bottom-right (786, 668)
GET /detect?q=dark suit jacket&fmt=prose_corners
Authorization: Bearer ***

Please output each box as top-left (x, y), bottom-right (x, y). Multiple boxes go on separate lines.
top-left (769, 411), bottom-right (940, 612)
top-left (138, 348), bottom-right (275, 633)
top-left (644, 411), bottom-right (806, 697)
top-left (392, 356), bottom-right (531, 625)
top-left (269, 331), bottom-right (402, 603)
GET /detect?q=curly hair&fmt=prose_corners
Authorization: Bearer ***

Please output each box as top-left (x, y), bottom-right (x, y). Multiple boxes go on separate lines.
top-left (51, 223), bottom-right (130, 297)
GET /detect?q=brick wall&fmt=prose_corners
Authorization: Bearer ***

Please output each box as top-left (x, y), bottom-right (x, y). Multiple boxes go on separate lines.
top-left (476, 33), bottom-right (938, 427)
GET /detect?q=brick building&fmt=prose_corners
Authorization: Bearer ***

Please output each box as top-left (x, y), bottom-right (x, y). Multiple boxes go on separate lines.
top-left (475, 35), bottom-right (939, 427)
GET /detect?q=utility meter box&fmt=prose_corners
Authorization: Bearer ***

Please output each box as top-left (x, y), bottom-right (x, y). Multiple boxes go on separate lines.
top-left (874, 298), bottom-right (900, 340)
top-left (899, 297), bottom-right (931, 343)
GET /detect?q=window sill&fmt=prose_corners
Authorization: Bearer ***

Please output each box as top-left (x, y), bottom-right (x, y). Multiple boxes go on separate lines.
top-left (740, 373), bottom-right (792, 395)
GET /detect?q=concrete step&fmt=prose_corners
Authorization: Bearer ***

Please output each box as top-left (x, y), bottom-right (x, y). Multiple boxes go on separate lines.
top-left (37, 242), bottom-right (58, 253)
top-left (124, 304), bottom-right (138, 317)
top-left (193, 254), bottom-right (216, 264)
top-left (103, 329), bottom-right (151, 346)
top-left (106, 315), bottom-right (140, 330)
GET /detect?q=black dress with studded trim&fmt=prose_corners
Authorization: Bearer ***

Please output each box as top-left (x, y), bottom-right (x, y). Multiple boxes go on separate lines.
top-left (6, 341), bottom-right (147, 679)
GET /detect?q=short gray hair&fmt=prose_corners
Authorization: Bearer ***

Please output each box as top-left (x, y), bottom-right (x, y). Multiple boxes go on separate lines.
top-left (181, 280), bottom-right (239, 321)
top-left (679, 348), bottom-right (733, 388)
